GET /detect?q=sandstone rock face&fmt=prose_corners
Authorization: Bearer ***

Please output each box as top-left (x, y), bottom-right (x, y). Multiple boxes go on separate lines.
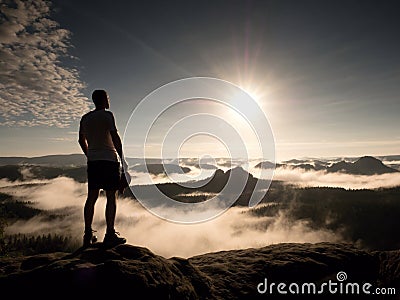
top-left (0, 242), bottom-right (399, 299)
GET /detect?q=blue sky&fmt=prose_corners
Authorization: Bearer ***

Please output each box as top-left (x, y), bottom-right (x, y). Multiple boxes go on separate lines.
top-left (0, 0), bottom-right (399, 160)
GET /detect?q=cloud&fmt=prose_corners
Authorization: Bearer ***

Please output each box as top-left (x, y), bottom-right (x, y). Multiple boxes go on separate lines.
top-left (3, 162), bottom-right (399, 256)
top-left (2, 177), bottom-right (340, 258)
top-left (114, 203), bottom-right (340, 258)
top-left (128, 164), bottom-right (216, 185)
top-left (130, 160), bottom-right (400, 190)
top-left (267, 166), bottom-right (400, 189)
top-left (0, 0), bottom-right (90, 127)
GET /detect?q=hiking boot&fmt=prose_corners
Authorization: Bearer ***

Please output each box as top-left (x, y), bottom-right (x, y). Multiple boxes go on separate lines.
top-left (83, 229), bottom-right (97, 247)
top-left (103, 230), bottom-right (126, 247)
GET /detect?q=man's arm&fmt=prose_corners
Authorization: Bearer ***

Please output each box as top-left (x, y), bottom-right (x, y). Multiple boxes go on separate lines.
top-left (78, 133), bottom-right (88, 156)
top-left (110, 130), bottom-right (128, 170)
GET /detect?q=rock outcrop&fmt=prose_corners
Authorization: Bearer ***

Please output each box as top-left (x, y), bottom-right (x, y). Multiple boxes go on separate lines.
top-left (0, 242), bottom-right (399, 299)
top-left (327, 156), bottom-right (399, 175)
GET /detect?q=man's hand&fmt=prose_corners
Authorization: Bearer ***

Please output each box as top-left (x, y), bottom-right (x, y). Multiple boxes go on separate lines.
top-left (78, 133), bottom-right (88, 156)
top-left (121, 159), bottom-right (129, 171)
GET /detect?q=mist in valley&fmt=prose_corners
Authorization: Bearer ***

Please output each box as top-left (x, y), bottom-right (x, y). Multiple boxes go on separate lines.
top-left (1, 156), bottom-right (400, 257)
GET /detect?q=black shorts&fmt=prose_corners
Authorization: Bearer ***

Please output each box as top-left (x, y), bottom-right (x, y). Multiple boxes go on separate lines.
top-left (87, 160), bottom-right (120, 191)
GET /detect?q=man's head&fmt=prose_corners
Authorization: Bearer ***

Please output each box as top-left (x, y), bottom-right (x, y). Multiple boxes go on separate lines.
top-left (92, 89), bottom-right (110, 109)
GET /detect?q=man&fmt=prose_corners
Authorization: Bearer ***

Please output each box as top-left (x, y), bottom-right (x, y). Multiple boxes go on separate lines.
top-left (78, 89), bottom-right (127, 248)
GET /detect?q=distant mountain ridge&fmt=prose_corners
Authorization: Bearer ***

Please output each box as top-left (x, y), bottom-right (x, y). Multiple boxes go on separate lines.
top-left (131, 166), bottom-right (260, 206)
top-left (0, 154), bottom-right (86, 167)
top-left (0, 155), bottom-right (398, 181)
top-left (256, 156), bottom-right (399, 175)
top-left (131, 163), bottom-right (191, 175)
top-left (327, 156), bottom-right (399, 175)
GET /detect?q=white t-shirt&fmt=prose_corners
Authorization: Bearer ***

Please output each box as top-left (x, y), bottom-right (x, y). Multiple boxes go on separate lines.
top-left (79, 109), bottom-right (119, 162)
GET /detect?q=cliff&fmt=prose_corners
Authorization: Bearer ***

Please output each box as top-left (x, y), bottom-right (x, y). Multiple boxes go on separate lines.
top-left (0, 242), bottom-right (399, 299)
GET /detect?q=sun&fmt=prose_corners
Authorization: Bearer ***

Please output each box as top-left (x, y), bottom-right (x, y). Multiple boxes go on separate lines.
top-left (239, 80), bottom-right (270, 102)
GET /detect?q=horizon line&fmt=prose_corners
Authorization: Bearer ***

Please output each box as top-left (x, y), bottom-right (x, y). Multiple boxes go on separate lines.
top-left (0, 152), bottom-right (399, 161)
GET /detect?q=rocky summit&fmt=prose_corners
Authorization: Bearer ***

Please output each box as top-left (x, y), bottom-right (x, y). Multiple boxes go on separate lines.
top-left (0, 242), bottom-right (399, 299)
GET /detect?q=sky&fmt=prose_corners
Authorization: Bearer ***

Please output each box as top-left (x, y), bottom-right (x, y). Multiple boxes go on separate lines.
top-left (0, 0), bottom-right (400, 161)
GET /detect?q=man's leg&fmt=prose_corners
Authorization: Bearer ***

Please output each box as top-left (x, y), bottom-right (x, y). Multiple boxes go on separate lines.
top-left (84, 189), bottom-right (100, 231)
top-left (103, 189), bottom-right (126, 246)
top-left (105, 189), bottom-right (117, 233)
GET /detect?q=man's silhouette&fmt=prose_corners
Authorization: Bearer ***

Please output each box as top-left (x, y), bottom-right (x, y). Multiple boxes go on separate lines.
top-left (78, 89), bottom-right (127, 247)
